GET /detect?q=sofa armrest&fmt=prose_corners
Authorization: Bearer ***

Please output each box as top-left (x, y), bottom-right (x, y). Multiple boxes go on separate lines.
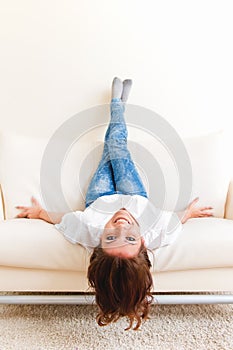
top-left (224, 180), bottom-right (233, 220)
top-left (0, 185), bottom-right (5, 220)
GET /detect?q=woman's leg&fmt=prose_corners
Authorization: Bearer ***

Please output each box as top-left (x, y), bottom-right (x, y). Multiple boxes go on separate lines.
top-left (85, 143), bottom-right (115, 207)
top-left (85, 78), bottom-right (124, 207)
top-left (85, 78), bottom-right (147, 207)
top-left (106, 97), bottom-right (148, 198)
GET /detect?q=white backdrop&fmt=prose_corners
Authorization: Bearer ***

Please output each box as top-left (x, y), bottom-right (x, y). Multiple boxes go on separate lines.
top-left (0, 0), bottom-right (232, 139)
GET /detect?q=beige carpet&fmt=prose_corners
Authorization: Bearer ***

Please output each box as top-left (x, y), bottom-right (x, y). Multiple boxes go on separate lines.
top-left (1, 301), bottom-right (233, 350)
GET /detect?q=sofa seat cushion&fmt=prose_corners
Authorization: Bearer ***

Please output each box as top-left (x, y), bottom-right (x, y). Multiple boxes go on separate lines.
top-left (0, 217), bottom-right (233, 273)
top-left (0, 219), bottom-right (90, 271)
top-left (153, 217), bottom-right (233, 272)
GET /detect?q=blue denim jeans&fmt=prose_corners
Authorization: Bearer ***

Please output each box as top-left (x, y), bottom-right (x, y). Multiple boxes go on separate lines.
top-left (85, 98), bottom-right (148, 207)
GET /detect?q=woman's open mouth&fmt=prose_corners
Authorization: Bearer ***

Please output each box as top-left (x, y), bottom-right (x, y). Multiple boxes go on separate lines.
top-left (114, 217), bottom-right (130, 224)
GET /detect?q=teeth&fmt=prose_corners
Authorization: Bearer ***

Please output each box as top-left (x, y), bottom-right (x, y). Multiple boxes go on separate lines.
top-left (115, 218), bottom-right (129, 224)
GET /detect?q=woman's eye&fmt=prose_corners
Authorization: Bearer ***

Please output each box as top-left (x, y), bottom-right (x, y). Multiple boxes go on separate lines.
top-left (106, 236), bottom-right (116, 241)
top-left (126, 236), bottom-right (136, 242)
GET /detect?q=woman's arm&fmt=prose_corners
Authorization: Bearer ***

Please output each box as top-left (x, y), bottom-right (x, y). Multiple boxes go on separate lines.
top-left (178, 197), bottom-right (213, 224)
top-left (15, 197), bottom-right (65, 224)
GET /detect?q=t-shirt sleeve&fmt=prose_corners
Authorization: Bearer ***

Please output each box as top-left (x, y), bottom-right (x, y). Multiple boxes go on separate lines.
top-left (55, 211), bottom-right (84, 244)
top-left (145, 211), bottom-right (183, 250)
top-left (54, 210), bottom-right (101, 249)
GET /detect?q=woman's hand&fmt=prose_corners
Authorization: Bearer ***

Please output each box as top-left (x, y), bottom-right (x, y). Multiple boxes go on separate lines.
top-left (181, 197), bottom-right (213, 224)
top-left (15, 196), bottom-right (42, 219)
top-left (16, 197), bottom-right (65, 224)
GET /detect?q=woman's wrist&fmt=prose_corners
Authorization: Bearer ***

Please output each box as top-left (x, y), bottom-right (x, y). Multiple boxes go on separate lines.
top-left (38, 208), bottom-right (44, 219)
top-left (181, 209), bottom-right (190, 224)
top-left (38, 208), bottom-right (51, 223)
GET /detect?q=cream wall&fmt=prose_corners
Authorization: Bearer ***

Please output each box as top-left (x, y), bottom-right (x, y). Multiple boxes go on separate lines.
top-left (0, 0), bottom-right (233, 138)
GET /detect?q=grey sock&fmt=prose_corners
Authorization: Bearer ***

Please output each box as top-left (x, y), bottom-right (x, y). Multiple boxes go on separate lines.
top-left (111, 77), bottom-right (123, 99)
top-left (121, 79), bottom-right (133, 102)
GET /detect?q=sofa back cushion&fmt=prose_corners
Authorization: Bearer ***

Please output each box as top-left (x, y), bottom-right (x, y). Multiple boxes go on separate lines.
top-left (127, 128), bottom-right (230, 218)
top-left (183, 131), bottom-right (230, 218)
top-left (0, 129), bottom-right (230, 219)
top-left (0, 131), bottom-right (48, 219)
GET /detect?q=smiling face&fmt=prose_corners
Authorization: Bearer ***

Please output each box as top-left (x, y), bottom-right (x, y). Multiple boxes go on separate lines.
top-left (101, 209), bottom-right (143, 258)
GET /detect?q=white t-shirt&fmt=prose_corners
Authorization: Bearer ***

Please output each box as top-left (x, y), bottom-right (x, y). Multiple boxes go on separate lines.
top-left (55, 194), bottom-right (182, 250)
top-left (55, 194), bottom-right (182, 251)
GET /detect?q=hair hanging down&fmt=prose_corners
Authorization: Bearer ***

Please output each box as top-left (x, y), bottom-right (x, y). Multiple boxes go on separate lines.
top-left (87, 244), bottom-right (153, 330)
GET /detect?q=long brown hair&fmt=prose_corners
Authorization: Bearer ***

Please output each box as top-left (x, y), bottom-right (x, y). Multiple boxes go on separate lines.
top-left (87, 244), bottom-right (153, 330)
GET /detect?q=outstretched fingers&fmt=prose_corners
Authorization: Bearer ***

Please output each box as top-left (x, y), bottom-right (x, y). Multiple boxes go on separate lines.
top-left (200, 206), bottom-right (213, 210)
top-left (197, 206), bottom-right (214, 217)
top-left (15, 197), bottom-right (42, 219)
top-left (31, 196), bottom-right (41, 207)
top-left (188, 197), bottom-right (199, 209)
top-left (15, 206), bottom-right (30, 218)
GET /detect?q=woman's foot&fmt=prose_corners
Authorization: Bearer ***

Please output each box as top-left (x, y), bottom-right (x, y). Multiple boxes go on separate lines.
top-left (112, 77), bottom-right (123, 99)
top-left (121, 79), bottom-right (133, 102)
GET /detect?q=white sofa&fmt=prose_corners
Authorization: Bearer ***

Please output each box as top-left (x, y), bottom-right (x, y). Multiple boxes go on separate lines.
top-left (0, 125), bottom-right (233, 301)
